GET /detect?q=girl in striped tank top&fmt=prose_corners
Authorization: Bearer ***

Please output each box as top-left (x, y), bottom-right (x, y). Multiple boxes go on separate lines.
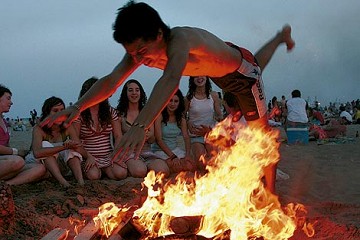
top-left (73, 77), bottom-right (128, 180)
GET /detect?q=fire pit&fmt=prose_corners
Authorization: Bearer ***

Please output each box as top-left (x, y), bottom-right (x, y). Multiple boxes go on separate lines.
top-left (43, 119), bottom-right (314, 239)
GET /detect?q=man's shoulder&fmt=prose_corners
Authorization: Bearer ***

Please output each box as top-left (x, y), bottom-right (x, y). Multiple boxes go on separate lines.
top-left (171, 26), bottom-right (214, 39)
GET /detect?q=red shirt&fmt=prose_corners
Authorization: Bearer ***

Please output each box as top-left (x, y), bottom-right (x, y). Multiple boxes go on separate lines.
top-left (313, 111), bottom-right (325, 124)
top-left (0, 119), bottom-right (10, 146)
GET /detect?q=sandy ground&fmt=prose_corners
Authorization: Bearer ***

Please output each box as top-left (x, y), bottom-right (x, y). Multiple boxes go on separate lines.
top-left (1, 125), bottom-right (360, 240)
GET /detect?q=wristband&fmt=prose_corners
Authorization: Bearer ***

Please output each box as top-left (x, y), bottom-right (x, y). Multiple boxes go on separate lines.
top-left (12, 148), bottom-right (18, 155)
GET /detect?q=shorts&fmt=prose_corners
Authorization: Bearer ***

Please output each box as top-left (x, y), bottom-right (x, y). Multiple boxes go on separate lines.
top-left (124, 151), bottom-right (162, 166)
top-left (190, 136), bottom-right (205, 144)
top-left (154, 147), bottom-right (186, 160)
top-left (211, 43), bottom-right (267, 121)
top-left (25, 141), bottom-right (83, 165)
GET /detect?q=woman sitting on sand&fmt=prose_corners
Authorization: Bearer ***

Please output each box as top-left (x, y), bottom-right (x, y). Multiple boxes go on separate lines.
top-left (116, 79), bottom-right (169, 178)
top-left (73, 77), bottom-right (128, 180)
top-left (152, 89), bottom-right (194, 173)
top-left (25, 96), bottom-right (88, 187)
top-left (0, 84), bottom-right (45, 185)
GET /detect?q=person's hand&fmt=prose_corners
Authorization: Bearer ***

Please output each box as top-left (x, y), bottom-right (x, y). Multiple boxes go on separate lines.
top-left (84, 155), bottom-right (97, 172)
top-left (63, 139), bottom-right (82, 149)
top-left (111, 125), bottom-right (146, 163)
top-left (192, 125), bottom-right (211, 136)
top-left (40, 105), bottom-right (80, 128)
top-left (187, 123), bottom-right (196, 135)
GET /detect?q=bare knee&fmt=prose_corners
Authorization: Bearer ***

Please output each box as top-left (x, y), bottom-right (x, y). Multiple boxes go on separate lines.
top-left (86, 167), bottom-right (101, 180)
top-left (10, 156), bottom-right (25, 171)
top-left (148, 159), bottom-right (170, 177)
top-left (113, 168), bottom-right (128, 180)
top-left (127, 159), bottom-right (147, 178)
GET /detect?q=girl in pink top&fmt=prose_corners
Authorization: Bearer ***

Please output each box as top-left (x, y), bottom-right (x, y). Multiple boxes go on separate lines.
top-left (0, 85), bottom-right (45, 185)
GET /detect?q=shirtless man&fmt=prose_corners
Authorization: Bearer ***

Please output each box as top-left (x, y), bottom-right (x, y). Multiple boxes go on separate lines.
top-left (42, 1), bottom-right (295, 192)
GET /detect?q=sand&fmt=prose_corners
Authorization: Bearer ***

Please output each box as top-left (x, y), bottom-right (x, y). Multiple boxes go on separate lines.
top-left (1, 125), bottom-right (360, 240)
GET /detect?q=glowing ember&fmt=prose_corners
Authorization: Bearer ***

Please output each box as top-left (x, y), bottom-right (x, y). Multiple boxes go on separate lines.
top-left (95, 117), bottom-right (314, 239)
top-left (93, 202), bottom-right (129, 237)
top-left (69, 216), bottom-right (85, 235)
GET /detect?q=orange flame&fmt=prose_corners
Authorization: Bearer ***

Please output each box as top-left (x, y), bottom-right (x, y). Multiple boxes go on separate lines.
top-left (93, 202), bottom-right (129, 237)
top-left (93, 117), bottom-right (314, 239)
top-left (131, 117), bottom-right (313, 239)
top-left (69, 216), bottom-right (85, 235)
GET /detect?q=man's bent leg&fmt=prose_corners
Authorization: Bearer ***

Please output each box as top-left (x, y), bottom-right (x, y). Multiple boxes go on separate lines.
top-left (254, 25), bottom-right (295, 71)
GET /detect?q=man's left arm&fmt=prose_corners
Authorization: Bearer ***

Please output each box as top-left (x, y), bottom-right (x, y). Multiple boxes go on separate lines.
top-left (113, 33), bottom-right (190, 161)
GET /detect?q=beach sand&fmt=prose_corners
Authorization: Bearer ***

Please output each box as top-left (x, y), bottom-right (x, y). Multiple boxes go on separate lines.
top-left (1, 125), bottom-right (360, 239)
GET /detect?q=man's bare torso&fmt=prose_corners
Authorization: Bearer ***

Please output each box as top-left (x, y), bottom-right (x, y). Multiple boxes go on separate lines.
top-left (145, 27), bottom-right (243, 78)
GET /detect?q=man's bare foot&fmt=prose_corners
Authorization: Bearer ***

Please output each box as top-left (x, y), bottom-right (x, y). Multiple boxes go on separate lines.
top-left (282, 24), bottom-right (295, 51)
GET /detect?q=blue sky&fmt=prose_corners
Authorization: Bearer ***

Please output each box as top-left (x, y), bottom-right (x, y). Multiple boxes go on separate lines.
top-left (1, 0), bottom-right (360, 119)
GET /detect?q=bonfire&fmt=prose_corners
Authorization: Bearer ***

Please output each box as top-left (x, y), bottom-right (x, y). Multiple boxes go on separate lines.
top-left (91, 117), bottom-right (314, 240)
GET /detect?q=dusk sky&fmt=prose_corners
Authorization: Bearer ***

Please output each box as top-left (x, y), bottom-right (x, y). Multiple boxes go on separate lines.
top-left (1, 0), bottom-right (360, 119)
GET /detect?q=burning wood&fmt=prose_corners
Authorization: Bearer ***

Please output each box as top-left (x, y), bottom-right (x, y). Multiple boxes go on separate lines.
top-left (118, 218), bottom-right (144, 240)
top-left (73, 221), bottom-right (99, 240)
top-left (169, 216), bottom-right (203, 235)
top-left (41, 228), bottom-right (68, 240)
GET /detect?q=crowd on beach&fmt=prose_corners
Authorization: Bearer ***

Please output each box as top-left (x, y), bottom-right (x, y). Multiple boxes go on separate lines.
top-left (267, 90), bottom-right (360, 140)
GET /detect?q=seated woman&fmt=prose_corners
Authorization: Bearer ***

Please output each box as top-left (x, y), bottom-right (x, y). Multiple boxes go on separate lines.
top-left (152, 89), bottom-right (194, 173)
top-left (0, 84), bottom-right (45, 185)
top-left (25, 97), bottom-right (87, 187)
top-left (73, 77), bottom-right (127, 180)
top-left (116, 79), bottom-right (169, 178)
top-left (308, 107), bottom-right (325, 125)
top-left (185, 76), bottom-right (223, 171)
top-left (268, 96), bottom-right (282, 127)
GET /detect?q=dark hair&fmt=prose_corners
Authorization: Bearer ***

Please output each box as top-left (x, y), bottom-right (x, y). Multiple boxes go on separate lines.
top-left (40, 96), bottom-right (65, 135)
top-left (113, 1), bottom-right (171, 44)
top-left (116, 79), bottom-right (147, 117)
top-left (162, 89), bottom-right (185, 128)
top-left (291, 89), bottom-right (301, 98)
top-left (0, 84), bottom-right (12, 98)
top-left (186, 76), bottom-right (212, 101)
top-left (79, 77), bottom-right (112, 129)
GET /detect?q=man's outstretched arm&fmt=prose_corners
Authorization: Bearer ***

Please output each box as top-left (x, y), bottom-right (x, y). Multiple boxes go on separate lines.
top-left (40, 54), bottom-right (139, 128)
top-left (113, 34), bottom-right (190, 162)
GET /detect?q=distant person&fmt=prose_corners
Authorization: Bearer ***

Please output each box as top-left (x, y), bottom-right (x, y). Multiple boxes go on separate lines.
top-left (309, 119), bottom-right (347, 140)
top-left (41, 1), bottom-right (295, 171)
top-left (353, 107), bottom-right (360, 124)
top-left (339, 105), bottom-right (352, 125)
top-left (280, 95), bottom-right (287, 124)
top-left (308, 107), bottom-right (325, 125)
top-left (26, 97), bottom-right (88, 187)
top-left (285, 90), bottom-right (308, 129)
top-left (0, 85), bottom-right (45, 185)
top-left (268, 96), bottom-right (282, 126)
top-left (73, 77), bottom-right (128, 180)
top-left (13, 118), bottom-right (27, 131)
